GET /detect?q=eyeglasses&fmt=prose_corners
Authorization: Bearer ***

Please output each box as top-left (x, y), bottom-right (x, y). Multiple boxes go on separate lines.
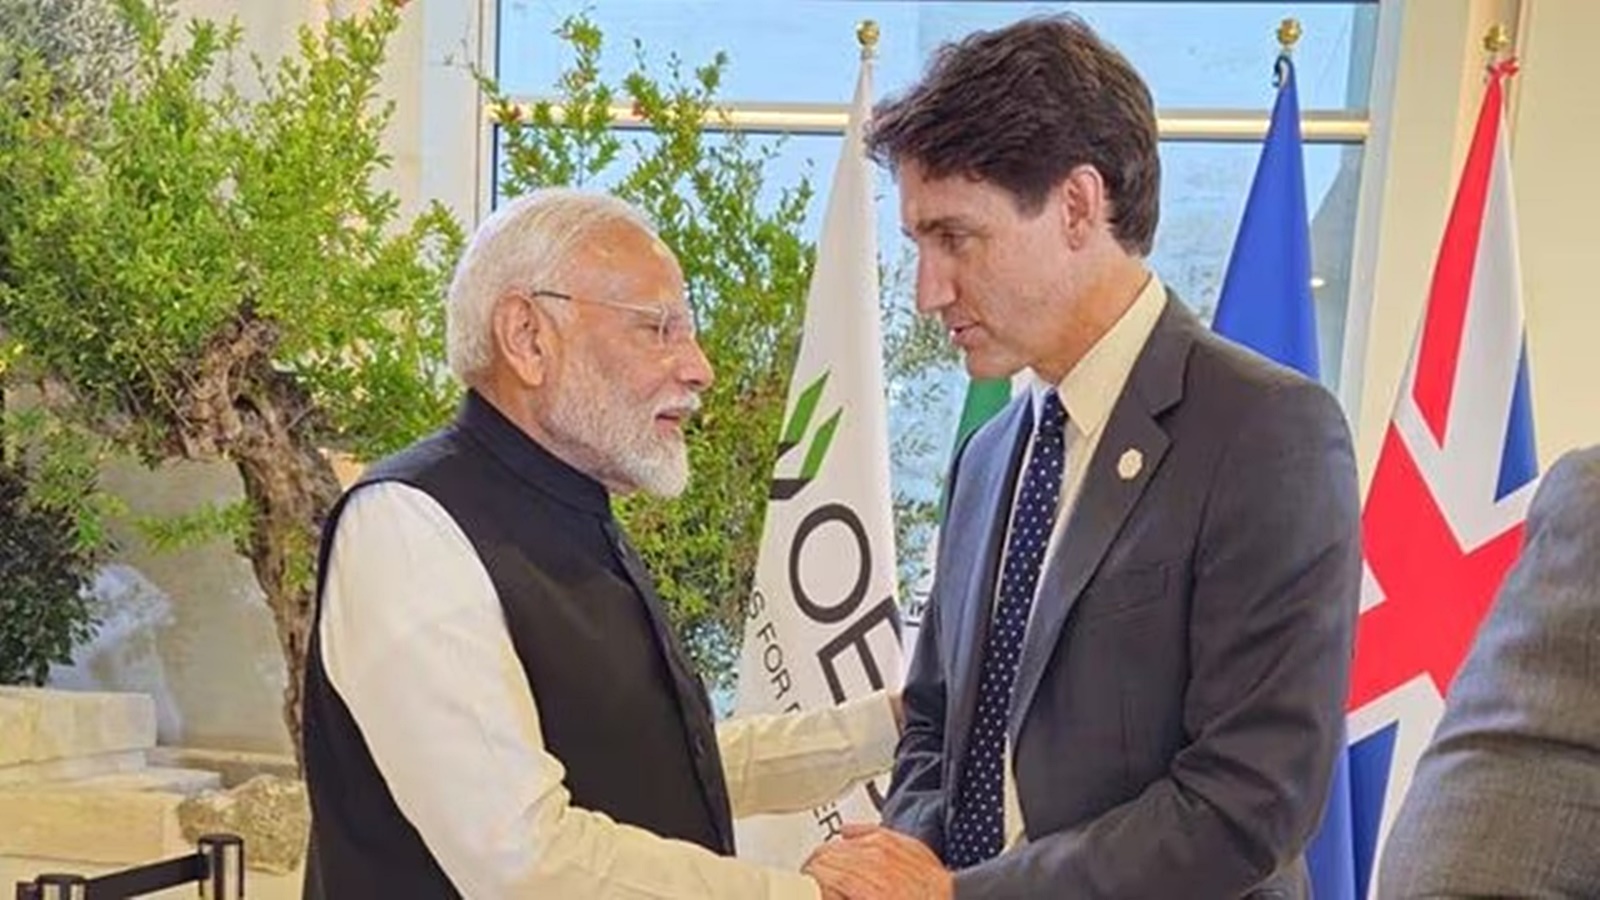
top-left (529, 289), bottom-right (698, 348)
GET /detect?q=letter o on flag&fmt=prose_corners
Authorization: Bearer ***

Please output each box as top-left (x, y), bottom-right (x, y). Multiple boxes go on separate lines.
top-left (788, 503), bottom-right (871, 624)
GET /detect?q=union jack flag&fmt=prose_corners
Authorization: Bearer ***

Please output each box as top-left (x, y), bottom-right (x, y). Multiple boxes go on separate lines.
top-left (1334, 60), bottom-right (1539, 897)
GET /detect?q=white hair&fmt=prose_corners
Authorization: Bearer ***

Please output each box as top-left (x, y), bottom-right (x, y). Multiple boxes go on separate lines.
top-left (446, 188), bottom-right (658, 384)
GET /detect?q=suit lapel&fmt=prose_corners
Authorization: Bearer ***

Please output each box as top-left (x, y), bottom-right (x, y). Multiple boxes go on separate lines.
top-left (1007, 407), bottom-right (1168, 740)
top-left (1008, 296), bottom-right (1197, 741)
top-left (944, 399), bottom-right (1032, 784)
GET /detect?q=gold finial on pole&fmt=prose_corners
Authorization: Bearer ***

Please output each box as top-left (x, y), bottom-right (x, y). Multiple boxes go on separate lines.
top-left (1484, 23), bottom-right (1512, 56)
top-left (857, 20), bottom-right (880, 58)
top-left (1277, 18), bottom-right (1303, 53)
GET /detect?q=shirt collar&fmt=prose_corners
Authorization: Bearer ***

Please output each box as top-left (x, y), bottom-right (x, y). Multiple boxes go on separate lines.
top-left (1032, 272), bottom-right (1167, 437)
top-left (456, 389), bottom-right (613, 517)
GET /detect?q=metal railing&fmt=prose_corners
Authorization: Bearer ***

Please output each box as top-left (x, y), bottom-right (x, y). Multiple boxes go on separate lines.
top-left (14, 834), bottom-right (244, 900)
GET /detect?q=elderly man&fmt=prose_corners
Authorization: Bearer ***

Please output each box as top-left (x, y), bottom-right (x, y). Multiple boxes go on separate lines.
top-left (301, 188), bottom-right (898, 899)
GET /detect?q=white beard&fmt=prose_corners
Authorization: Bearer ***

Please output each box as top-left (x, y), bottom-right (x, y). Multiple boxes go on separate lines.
top-left (543, 351), bottom-right (695, 498)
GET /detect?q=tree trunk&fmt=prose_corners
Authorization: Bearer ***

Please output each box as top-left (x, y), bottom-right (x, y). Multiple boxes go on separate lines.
top-left (176, 314), bottom-right (343, 768)
top-left (231, 373), bottom-right (342, 770)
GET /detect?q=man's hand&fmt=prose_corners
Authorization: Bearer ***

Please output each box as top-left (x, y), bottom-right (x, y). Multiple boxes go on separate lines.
top-left (803, 824), bottom-right (952, 899)
top-left (810, 877), bottom-right (848, 900)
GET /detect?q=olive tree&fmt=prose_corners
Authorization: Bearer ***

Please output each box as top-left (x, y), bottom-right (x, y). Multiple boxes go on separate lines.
top-left (0, 0), bottom-right (461, 747)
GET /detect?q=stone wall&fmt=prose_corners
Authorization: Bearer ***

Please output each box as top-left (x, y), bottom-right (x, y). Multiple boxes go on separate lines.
top-left (0, 688), bottom-right (303, 899)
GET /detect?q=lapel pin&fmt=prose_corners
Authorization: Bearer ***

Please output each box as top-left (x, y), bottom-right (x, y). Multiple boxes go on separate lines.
top-left (1117, 447), bottom-right (1143, 481)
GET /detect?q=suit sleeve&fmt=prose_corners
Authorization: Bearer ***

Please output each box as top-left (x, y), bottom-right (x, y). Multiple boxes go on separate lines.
top-left (880, 585), bottom-right (950, 855)
top-left (1377, 449), bottom-right (1600, 898)
top-left (956, 380), bottom-right (1361, 898)
top-left (880, 429), bottom-right (979, 857)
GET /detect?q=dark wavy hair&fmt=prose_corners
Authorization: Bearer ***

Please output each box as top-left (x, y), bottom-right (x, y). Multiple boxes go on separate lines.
top-left (866, 14), bottom-right (1160, 256)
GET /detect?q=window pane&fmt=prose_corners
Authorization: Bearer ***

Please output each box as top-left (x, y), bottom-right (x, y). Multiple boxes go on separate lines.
top-left (491, 127), bottom-right (844, 233)
top-left (497, 1), bottom-right (1378, 111)
top-left (1154, 141), bottom-right (1363, 385)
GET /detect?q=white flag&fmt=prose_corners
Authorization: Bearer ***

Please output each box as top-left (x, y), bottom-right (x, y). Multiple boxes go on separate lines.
top-left (733, 49), bottom-right (901, 869)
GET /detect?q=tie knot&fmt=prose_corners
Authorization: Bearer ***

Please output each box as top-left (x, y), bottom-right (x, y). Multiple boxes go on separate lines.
top-left (1037, 389), bottom-right (1067, 438)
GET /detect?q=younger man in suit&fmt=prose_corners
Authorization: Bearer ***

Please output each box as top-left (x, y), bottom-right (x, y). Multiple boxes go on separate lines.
top-left (805, 14), bottom-right (1362, 900)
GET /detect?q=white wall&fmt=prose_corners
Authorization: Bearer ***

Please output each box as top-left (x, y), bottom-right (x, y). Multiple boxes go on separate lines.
top-left (52, 460), bottom-right (292, 754)
top-left (1507, 0), bottom-right (1600, 465)
top-left (1346, 0), bottom-right (1599, 481)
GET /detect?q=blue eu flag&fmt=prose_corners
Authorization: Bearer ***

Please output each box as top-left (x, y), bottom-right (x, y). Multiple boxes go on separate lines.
top-left (1213, 54), bottom-right (1320, 380)
top-left (1213, 53), bottom-right (1358, 899)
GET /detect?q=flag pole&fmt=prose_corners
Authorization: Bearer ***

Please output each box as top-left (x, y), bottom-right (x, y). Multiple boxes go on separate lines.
top-left (1253, 24), bottom-right (1355, 900)
top-left (1482, 22), bottom-right (1521, 155)
top-left (1277, 17), bottom-right (1302, 54)
top-left (1480, 23), bottom-right (1518, 119)
top-left (1483, 22), bottom-right (1512, 60)
top-left (1209, 16), bottom-right (1318, 378)
top-left (857, 19), bottom-right (879, 60)
top-left (1274, 18), bottom-right (1300, 90)
top-left (735, 15), bottom-right (898, 869)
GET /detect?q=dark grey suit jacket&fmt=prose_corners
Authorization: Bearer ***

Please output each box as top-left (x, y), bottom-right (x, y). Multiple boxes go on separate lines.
top-left (883, 298), bottom-right (1362, 898)
top-left (1378, 445), bottom-right (1600, 898)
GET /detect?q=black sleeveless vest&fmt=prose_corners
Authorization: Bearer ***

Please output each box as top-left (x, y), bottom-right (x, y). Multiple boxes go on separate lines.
top-left (302, 391), bottom-right (733, 898)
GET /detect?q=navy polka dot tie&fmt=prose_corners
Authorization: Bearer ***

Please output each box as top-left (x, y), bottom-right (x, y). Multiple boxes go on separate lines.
top-left (946, 389), bottom-right (1067, 869)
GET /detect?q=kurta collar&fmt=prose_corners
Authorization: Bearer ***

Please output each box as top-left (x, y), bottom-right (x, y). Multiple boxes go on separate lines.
top-left (456, 389), bottom-right (612, 517)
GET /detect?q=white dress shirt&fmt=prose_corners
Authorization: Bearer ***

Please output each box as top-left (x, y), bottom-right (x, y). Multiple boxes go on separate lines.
top-left (998, 272), bottom-right (1168, 847)
top-left (319, 482), bottom-right (900, 899)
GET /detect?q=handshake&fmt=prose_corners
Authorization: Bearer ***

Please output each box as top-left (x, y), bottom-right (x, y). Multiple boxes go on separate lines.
top-left (802, 825), bottom-right (953, 900)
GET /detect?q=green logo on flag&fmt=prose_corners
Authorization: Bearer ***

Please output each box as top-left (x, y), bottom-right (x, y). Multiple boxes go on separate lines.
top-left (771, 371), bottom-right (842, 501)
